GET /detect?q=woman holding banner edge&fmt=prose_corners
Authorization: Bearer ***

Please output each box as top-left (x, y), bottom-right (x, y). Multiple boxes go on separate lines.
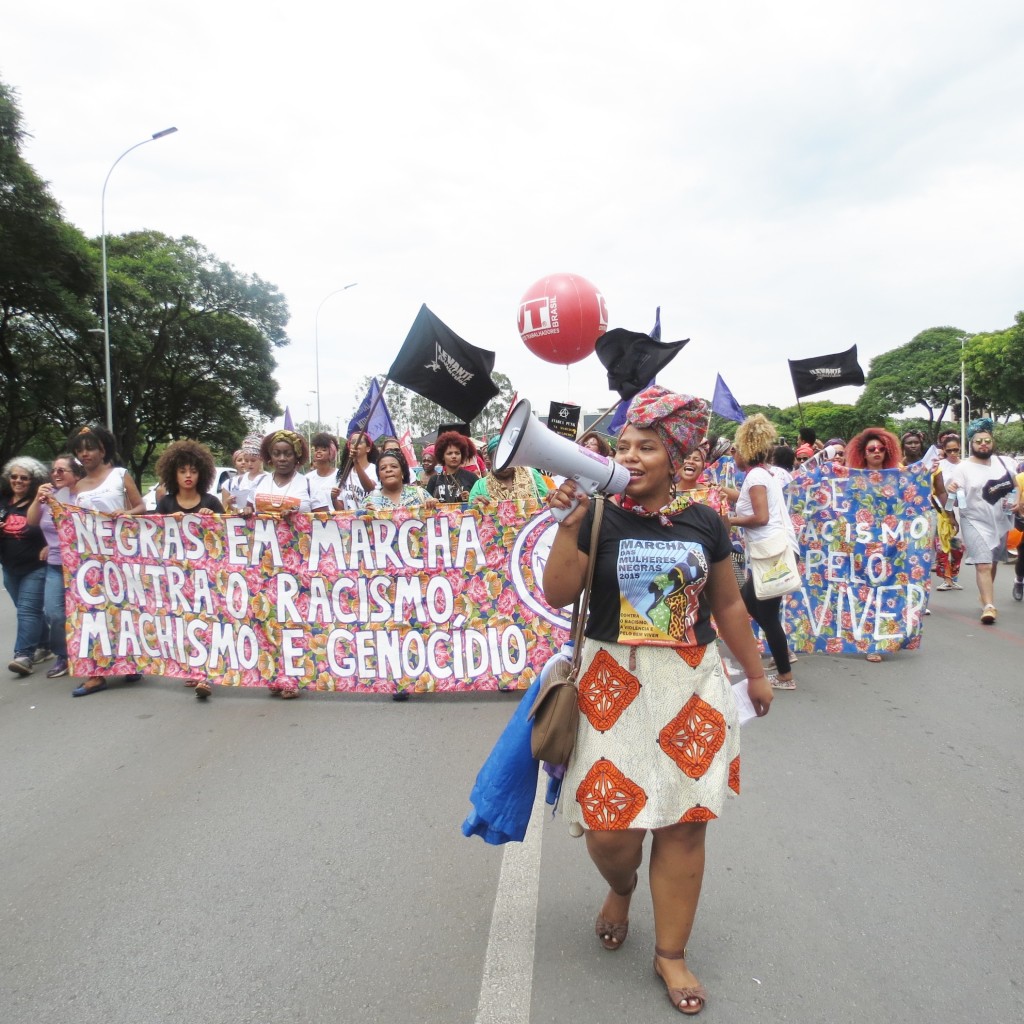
top-left (544, 386), bottom-right (771, 1016)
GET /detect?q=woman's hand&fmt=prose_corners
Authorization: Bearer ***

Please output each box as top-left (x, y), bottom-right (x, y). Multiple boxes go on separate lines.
top-left (746, 674), bottom-right (773, 717)
top-left (37, 482), bottom-right (55, 503)
top-left (547, 480), bottom-right (590, 530)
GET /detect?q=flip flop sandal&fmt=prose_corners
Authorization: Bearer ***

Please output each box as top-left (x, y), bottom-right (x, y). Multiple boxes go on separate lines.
top-left (195, 682), bottom-right (212, 699)
top-left (768, 674), bottom-right (796, 690)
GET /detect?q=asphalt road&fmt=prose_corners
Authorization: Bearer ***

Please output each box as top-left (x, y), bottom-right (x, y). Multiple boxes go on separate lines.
top-left (1, 582), bottom-right (1021, 1024)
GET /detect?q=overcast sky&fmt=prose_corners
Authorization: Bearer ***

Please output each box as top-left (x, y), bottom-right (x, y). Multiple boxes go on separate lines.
top-left (6, 1), bottom-right (1024, 434)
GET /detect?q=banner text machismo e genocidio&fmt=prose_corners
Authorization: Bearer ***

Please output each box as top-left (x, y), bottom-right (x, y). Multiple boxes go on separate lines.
top-left (52, 502), bottom-right (568, 693)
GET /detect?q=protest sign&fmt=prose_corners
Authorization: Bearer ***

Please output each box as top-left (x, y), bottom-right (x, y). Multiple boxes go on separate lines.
top-left (782, 464), bottom-right (935, 656)
top-left (52, 502), bottom-right (569, 694)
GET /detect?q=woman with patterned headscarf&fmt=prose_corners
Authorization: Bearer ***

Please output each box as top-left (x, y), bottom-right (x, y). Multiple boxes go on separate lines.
top-left (225, 433), bottom-right (268, 512)
top-left (544, 385), bottom-right (771, 1016)
top-left (248, 430), bottom-right (328, 516)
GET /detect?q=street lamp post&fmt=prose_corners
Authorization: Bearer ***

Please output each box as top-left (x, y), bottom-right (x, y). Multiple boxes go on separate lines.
top-left (100, 126), bottom-right (178, 432)
top-left (314, 283), bottom-right (358, 425)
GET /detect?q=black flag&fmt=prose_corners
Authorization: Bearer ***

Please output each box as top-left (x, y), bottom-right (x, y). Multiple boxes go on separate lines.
top-left (388, 305), bottom-right (500, 422)
top-left (595, 328), bottom-right (689, 401)
top-left (788, 345), bottom-right (866, 399)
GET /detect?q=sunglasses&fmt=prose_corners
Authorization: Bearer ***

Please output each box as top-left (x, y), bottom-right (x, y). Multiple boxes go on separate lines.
top-left (944, 447), bottom-right (960, 454)
top-left (865, 445), bottom-right (886, 454)
top-left (9, 474), bottom-right (30, 482)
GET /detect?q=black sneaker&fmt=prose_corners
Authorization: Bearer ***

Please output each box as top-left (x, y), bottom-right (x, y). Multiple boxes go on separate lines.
top-left (1013, 579), bottom-right (1023, 602)
top-left (9, 656), bottom-right (33, 676)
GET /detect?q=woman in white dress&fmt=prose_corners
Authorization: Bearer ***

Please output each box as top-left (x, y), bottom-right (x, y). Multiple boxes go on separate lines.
top-left (67, 425), bottom-right (146, 696)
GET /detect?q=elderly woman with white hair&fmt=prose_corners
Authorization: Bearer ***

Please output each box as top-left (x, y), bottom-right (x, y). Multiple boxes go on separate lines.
top-left (1, 456), bottom-right (51, 676)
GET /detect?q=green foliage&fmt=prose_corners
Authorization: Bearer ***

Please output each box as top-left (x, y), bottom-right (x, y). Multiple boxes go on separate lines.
top-left (93, 231), bottom-right (288, 476)
top-left (0, 80), bottom-right (99, 459)
top-left (964, 313), bottom-right (1024, 421)
top-left (856, 326), bottom-right (967, 428)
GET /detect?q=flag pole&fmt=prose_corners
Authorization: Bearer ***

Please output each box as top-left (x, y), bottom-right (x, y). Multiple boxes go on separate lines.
top-left (339, 376), bottom-right (393, 481)
top-left (586, 397), bottom-right (627, 437)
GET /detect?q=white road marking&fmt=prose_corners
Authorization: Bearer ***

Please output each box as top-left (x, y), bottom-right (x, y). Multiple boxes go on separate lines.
top-left (474, 776), bottom-right (548, 1024)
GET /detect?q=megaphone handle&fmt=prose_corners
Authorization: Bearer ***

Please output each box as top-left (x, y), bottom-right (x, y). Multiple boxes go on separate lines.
top-left (549, 483), bottom-right (585, 522)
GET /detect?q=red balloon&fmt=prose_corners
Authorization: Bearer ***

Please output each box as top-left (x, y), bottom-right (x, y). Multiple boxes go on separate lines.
top-left (517, 273), bottom-right (608, 365)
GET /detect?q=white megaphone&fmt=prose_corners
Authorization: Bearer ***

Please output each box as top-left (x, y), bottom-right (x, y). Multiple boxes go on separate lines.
top-left (495, 399), bottom-right (630, 521)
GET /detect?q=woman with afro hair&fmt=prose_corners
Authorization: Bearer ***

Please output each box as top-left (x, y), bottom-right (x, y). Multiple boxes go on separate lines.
top-left (425, 430), bottom-right (479, 503)
top-left (845, 428), bottom-right (901, 471)
top-left (154, 440), bottom-right (225, 515)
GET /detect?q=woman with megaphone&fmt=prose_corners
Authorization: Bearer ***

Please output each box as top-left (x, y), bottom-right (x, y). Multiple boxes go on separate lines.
top-left (543, 385), bottom-right (772, 1017)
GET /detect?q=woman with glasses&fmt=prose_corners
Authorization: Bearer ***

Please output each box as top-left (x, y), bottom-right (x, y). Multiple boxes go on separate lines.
top-left (25, 455), bottom-right (85, 679)
top-left (845, 429), bottom-right (903, 661)
top-left (1, 458), bottom-right (50, 676)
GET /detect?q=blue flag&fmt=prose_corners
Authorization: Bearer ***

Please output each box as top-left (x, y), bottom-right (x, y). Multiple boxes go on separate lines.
top-left (712, 374), bottom-right (745, 423)
top-left (348, 378), bottom-right (398, 440)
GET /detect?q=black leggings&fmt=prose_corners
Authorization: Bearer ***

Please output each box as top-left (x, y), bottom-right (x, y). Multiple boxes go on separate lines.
top-left (740, 576), bottom-right (791, 675)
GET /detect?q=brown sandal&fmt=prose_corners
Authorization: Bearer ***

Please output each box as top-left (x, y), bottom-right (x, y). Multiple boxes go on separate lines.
top-left (195, 681), bottom-right (212, 699)
top-left (653, 947), bottom-right (707, 1015)
top-left (595, 873), bottom-right (638, 951)
top-left (280, 688), bottom-right (300, 700)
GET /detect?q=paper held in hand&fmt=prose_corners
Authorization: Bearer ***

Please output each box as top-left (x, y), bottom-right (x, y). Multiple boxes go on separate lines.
top-left (731, 679), bottom-right (759, 726)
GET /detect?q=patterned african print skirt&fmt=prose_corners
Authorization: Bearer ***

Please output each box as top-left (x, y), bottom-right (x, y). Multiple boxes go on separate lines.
top-left (564, 639), bottom-right (740, 832)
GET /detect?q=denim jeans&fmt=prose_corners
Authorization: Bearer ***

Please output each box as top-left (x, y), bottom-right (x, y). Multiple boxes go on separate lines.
top-left (43, 563), bottom-right (68, 659)
top-left (2, 563), bottom-right (47, 659)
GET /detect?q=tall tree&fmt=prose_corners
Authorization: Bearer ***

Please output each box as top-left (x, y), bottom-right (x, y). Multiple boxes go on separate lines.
top-left (0, 80), bottom-right (98, 460)
top-left (855, 326), bottom-right (968, 436)
top-left (963, 312), bottom-right (1024, 421)
top-left (90, 231), bottom-right (288, 476)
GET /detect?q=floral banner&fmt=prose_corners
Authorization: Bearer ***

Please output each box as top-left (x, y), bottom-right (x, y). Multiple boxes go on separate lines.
top-left (782, 464), bottom-right (935, 656)
top-left (52, 501), bottom-right (570, 693)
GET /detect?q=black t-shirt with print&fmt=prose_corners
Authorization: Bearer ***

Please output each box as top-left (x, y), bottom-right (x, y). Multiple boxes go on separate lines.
top-left (577, 499), bottom-right (733, 647)
top-left (426, 468), bottom-right (478, 503)
top-left (0, 500), bottom-right (46, 574)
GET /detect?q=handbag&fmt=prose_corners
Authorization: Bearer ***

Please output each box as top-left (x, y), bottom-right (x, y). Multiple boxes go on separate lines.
top-left (748, 530), bottom-right (801, 600)
top-left (527, 495), bottom-right (605, 764)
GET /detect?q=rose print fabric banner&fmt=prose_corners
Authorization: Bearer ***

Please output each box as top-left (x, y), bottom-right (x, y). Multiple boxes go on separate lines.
top-left (51, 501), bottom-right (570, 693)
top-left (781, 464), bottom-right (935, 657)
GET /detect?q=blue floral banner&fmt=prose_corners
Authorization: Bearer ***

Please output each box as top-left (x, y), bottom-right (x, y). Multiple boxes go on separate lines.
top-left (782, 463), bottom-right (935, 656)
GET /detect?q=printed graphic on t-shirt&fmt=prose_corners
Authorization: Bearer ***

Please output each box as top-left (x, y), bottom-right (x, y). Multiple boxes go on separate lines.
top-left (616, 538), bottom-right (709, 645)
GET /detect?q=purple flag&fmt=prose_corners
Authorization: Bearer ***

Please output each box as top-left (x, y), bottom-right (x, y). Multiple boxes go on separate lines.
top-left (711, 374), bottom-right (745, 423)
top-left (347, 378), bottom-right (398, 441)
top-left (283, 406), bottom-right (294, 431)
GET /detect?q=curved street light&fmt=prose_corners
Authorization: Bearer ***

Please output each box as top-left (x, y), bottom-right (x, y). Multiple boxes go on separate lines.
top-left (314, 283), bottom-right (358, 425)
top-left (100, 126), bottom-right (178, 431)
